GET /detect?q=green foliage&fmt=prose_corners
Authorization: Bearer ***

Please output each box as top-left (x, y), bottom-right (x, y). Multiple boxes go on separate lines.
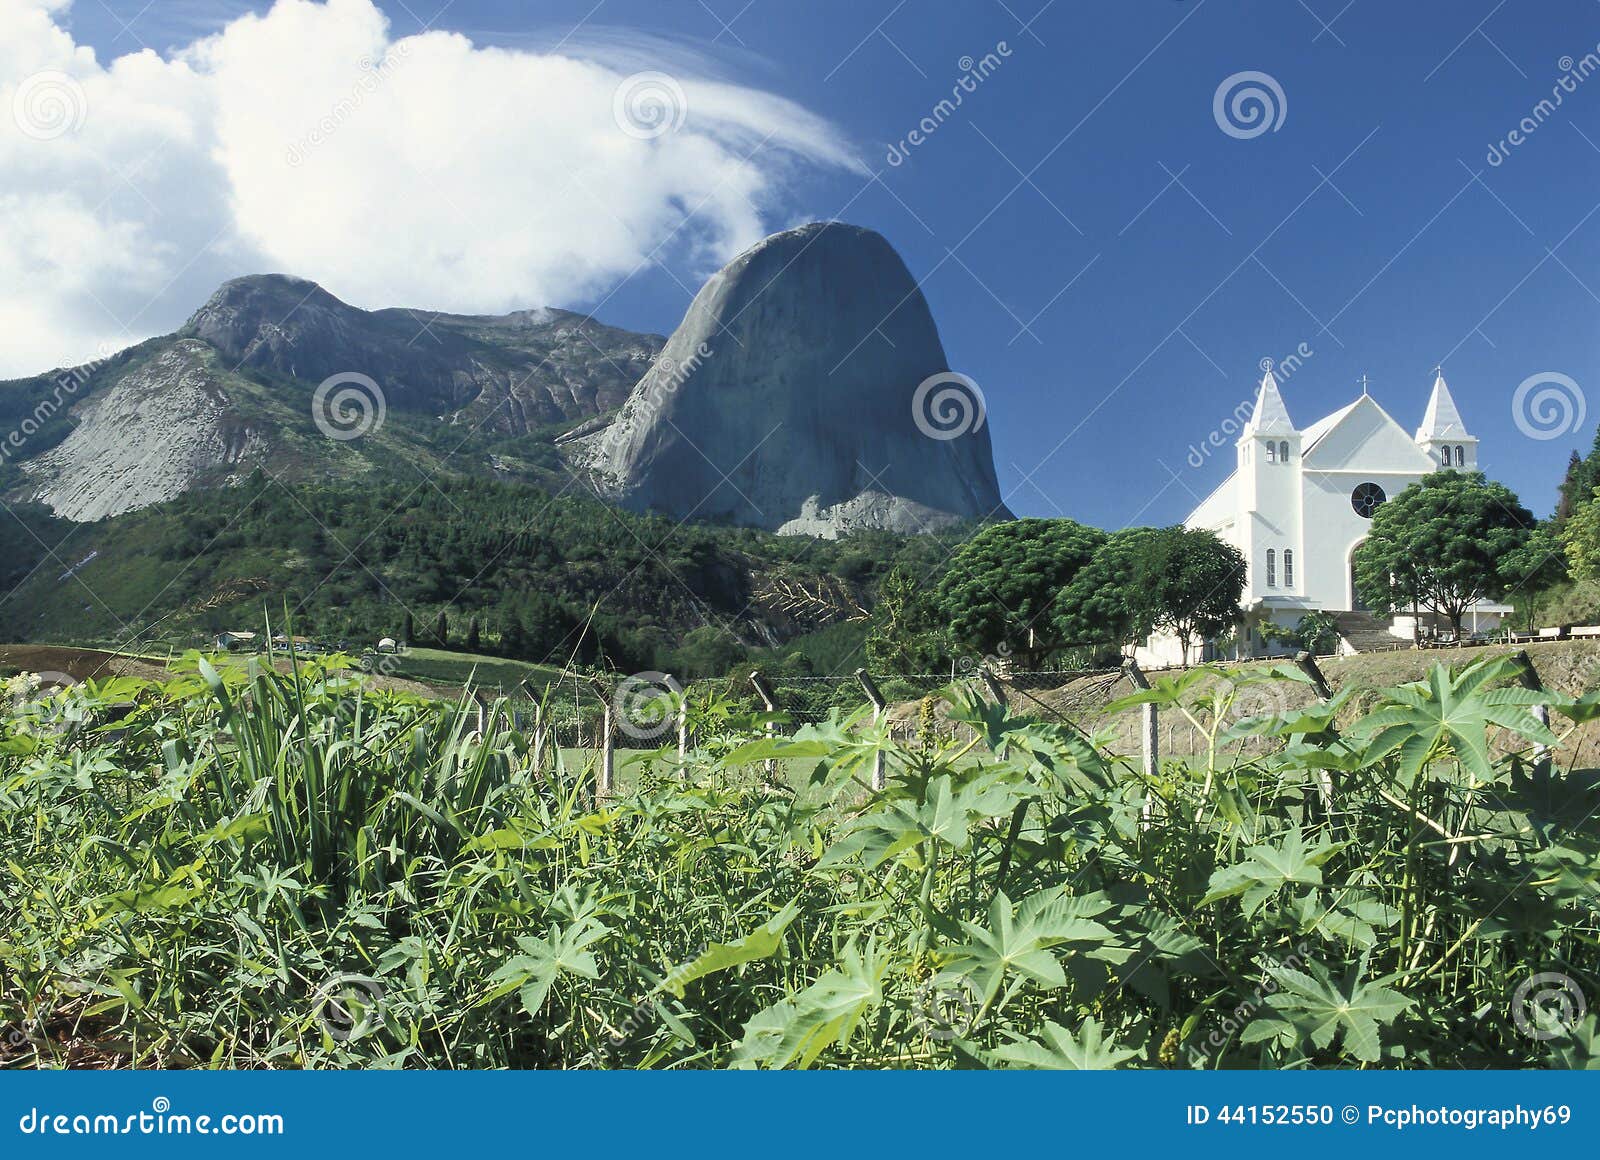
top-left (935, 518), bottom-right (1105, 666)
top-left (0, 473), bottom-right (948, 670)
top-left (864, 567), bottom-right (949, 674)
top-left (1062, 526), bottom-right (1245, 656)
top-left (2, 653), bottom-right (1597, 1069)
top-left (1354, 471), bottom-right (1539, 631)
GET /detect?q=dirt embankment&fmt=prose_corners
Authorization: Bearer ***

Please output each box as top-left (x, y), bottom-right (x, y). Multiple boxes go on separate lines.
top-left (889, 639), bottom-right (1600, 762)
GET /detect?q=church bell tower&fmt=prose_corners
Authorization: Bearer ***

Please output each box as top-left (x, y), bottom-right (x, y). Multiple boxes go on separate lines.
top-left (1414, 369), bottom-right (1477, 470)
top-left (1236, 366), bottom-right (1303, 602)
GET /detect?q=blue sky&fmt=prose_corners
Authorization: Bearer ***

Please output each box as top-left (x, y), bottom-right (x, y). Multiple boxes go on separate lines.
top-left (53, 0), bottom-right (1600, 529)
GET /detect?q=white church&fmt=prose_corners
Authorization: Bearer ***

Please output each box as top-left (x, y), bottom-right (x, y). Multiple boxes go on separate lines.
top-left (1139, 368), bottom-right (1510, 666)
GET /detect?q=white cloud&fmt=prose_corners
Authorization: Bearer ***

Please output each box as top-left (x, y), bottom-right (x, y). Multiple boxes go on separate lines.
top-left (0, 0), bottom-right (861, 377)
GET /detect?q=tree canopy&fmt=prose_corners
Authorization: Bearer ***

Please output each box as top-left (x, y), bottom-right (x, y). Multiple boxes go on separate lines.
top-left (1062, 526), bottom-right (1245, 658)
top-left (1353, 470), bottom-right (1540, 632)
top-left (934, 518), bottom-right (1106, 667)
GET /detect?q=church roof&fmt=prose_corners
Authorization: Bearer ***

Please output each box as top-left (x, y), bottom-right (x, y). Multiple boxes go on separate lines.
top-left (1243, 369), bottom-right (1295, 436)
top-left (1300, 399), bottom-right (1363, 453)
top-left (1415, 371), bottom-right (1472, 441)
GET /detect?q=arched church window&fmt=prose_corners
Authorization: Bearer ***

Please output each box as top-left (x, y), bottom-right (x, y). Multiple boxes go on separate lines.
top-left (1279, 441), bottom-right (1289, 463)
top-left (1266, 549), bottom-right (1276, 587)
top-left (1440, 448), bottom-right (1451, 467)
top-left (1265, 443), bottom-right (1276, 464)
top-left (1284, 549), bottom-right (1294, 587)
top-left (1455, 445), bottom-right (1466, 466)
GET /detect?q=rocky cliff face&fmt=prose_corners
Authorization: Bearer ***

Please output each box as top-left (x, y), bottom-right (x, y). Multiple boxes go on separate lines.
top-left (20, 341), bottom-right (269, 521)
top-left (3, 278), bottom-right (666, 521)
top-left (581, 222), bottom-right (1009, 535)
top-left (185, 275), bottom-right (664, 431)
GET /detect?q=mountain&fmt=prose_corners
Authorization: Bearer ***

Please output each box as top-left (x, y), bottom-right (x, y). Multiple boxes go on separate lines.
top-left (183, 274), bottom-right (662, 430)
top-left (0, 223), bottom-right (1008, 537)
top-left (0, 277), bottom-right (665, 520)
top-left (578, 222), bottom-right (1010, 536)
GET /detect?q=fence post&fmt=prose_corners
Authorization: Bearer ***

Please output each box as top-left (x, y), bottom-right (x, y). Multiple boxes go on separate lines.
top-left (675, 677), bottom-right (689, 767)
top-left (1293, 650), bottom-right (1333, 700)
top-left (979, 666), bottom-right (1008, 709)
top-left (1293, 651), bottom-right (1337, 808)
top-left (1121, 660), bottom-right (1158, 782)
top-left (1512, 650), bottom-right (1552, 771)
top-left (750, 670), bottom-right (780, 780)
top-left (599, 696), bottom-right (615, 802)
top-left (856, 668), bottom-right (888, 791)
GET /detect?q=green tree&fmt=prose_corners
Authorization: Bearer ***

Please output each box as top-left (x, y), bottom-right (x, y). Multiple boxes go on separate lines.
top-left (671, 625), bottom-right (747, 679)
top-left (1063, 526), bottom-right (1244, 661)
top-left (865, 566), bottom-right (948, 674)
top-left (1057, 527), bottom-right (1168, 652)
top-left (1561, 487), bottom-right (1600, 581)
top-left (433, 609), bottom-right (449, 648)
top-left (401, 610), bottom-right (415, 646)
top-left (935, 518), bottom-right (1105, 668)
top-left (1354, 470), bottom-right (1538, 634)
top-left (500, 609), bottom-right (529, 659)
top-left (465, 616), bottom-right (481, 652)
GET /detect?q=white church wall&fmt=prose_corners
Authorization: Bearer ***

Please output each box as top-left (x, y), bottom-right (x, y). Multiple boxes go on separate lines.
top-left (1300, 469), bottom-right (1428, 609)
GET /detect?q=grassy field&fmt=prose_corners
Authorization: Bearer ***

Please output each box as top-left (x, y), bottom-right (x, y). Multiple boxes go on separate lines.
top-left (379, 646), bottom-right (566, 694)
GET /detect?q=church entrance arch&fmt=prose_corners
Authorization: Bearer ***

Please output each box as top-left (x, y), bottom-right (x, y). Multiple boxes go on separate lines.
top-left (1347, 539), bottom-right (1367, 611)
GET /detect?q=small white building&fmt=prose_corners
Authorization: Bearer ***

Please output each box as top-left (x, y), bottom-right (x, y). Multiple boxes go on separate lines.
top-left (1140, 368), bottom-right (1509, 665)
top-left (214, 631), bottom-right (257, 651)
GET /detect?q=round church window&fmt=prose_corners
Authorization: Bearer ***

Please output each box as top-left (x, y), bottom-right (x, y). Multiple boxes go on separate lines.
top-left (1351, 482), bottom-right (1386, 519)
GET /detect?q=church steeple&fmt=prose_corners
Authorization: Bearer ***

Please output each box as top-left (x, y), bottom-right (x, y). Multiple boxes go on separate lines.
top-left (1242, 367), bottom-right (1296, 438)
top-left (1415, 368), bottom-right (1477, 469)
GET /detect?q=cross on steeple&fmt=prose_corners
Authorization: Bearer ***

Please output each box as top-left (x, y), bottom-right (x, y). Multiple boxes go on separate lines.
top-left (1358, 374), bottom-right (1371, 396)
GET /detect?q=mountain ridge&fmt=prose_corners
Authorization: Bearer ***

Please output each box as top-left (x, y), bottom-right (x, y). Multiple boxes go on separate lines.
top-left (0, 222), bottom-right (1011, 538)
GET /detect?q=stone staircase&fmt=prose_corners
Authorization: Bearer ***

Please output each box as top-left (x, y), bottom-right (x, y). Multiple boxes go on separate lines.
top-left (1332, 610), bottom-right (1403, 654)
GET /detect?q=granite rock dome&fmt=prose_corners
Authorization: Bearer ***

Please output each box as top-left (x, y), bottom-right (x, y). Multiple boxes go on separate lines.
top-left (583, 222), bottom-right (1009, 536)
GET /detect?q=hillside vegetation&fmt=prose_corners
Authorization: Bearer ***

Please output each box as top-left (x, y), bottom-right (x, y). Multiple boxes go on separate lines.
top-left (0, 474), bottom-right (956, 676)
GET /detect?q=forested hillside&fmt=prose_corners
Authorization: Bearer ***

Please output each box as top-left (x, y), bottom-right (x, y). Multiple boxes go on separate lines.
top-left (0, 473), bottom-right (958, 677)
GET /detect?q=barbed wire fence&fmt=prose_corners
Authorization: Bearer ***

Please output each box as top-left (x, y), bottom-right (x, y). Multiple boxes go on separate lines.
top-left (432, 640), bottom-right (1571, 806)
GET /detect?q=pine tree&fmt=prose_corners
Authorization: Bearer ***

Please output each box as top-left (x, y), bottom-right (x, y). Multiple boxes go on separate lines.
top-left (501, 609), bottom-right (529, 658)
top-left (401, 610), bottom-right (415, 646)
top-left (1556, 449), bottom-right (1585, 524)
top-left (465, 616), bottom-right (481, 652)
top-left (434, 610), bottom-right (448, 648)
